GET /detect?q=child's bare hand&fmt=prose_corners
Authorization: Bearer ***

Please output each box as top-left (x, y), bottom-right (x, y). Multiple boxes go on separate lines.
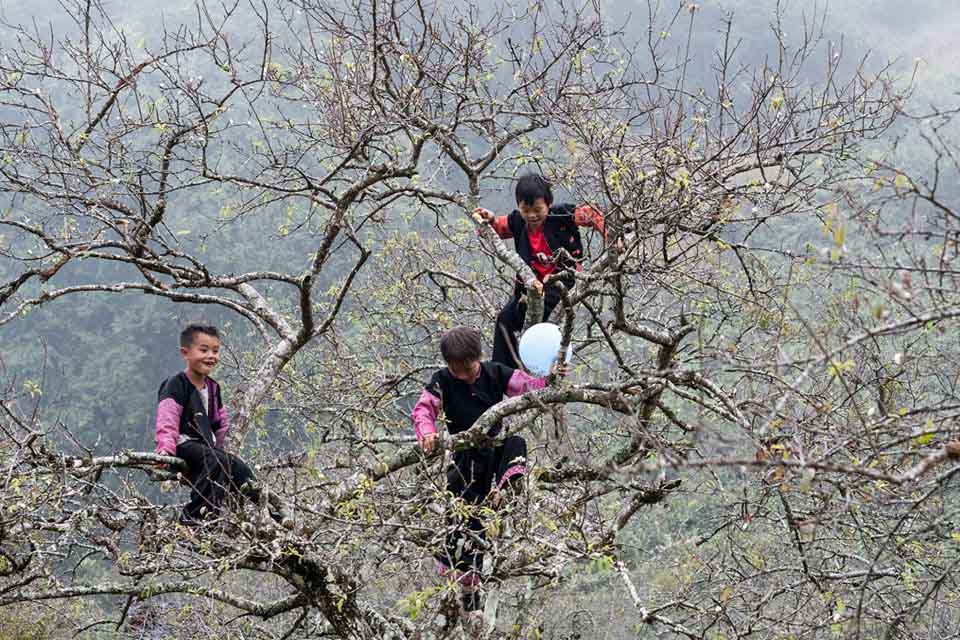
top-left (529, 279), bottom-right (544, 296)
top-left (421, 433), bottom-right (438, 455)
top-left (551, 362), bottom-right (569, 378)
top-left (472, 207), bottom-right (495, 224)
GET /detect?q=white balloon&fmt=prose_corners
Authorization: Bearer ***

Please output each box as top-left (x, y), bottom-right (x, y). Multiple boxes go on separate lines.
top-left (518, 322), bottom-right (562, 376)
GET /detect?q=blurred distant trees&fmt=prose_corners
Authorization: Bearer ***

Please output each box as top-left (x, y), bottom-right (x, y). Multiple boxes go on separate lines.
top-left (1, 0), bottom-right (958, 638)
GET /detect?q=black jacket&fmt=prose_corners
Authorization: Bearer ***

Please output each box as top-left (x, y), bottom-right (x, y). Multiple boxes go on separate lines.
top-left (505, 203), bottom-right (585, 270)
top-left (425, 361), bottom-right (516, 436)
top-left (504, 204), bottom-right (584, 296)
top-left (154, 372), bottom-right (228, 453)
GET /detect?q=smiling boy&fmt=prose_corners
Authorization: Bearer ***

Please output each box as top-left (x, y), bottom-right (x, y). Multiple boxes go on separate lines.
top-left (154, 324), bottom-right (257, 526)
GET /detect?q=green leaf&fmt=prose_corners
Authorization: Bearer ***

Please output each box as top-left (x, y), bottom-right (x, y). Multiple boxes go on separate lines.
top-left (827, 359), bottom-right (854, 378)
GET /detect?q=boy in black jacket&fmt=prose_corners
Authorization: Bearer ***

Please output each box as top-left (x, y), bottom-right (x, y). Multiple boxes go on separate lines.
top-left (474, 174), bottom-right (605, 367)
top-left (154, 324), bottom-right (256, 525)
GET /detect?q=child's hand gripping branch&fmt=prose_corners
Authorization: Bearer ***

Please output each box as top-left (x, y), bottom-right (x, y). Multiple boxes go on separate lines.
top-left (550, 360), bottom-right (569, 379)
top-left (420, 432), bottom-right (439, 456)
top-left (472, 207), bottom-right (495, 225)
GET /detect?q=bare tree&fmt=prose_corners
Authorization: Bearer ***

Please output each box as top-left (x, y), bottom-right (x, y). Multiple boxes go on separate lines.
top-left (2, 0), bottom-right (957, 638)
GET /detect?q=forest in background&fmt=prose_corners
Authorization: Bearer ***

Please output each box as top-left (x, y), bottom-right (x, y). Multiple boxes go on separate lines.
top-left (0, 0), bottom-right (956, 453)
top-left (0, 0), bottom-right (958, 638)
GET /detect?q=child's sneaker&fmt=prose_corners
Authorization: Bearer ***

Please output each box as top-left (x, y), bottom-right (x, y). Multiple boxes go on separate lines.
top-left (463, 609), bottom-right (484, 634)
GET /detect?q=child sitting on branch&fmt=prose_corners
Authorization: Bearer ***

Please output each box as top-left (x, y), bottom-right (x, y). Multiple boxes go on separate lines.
top-left (474, 173), bottom-right (605, 367)
top-left (154, 324), bottom-right (271, 527)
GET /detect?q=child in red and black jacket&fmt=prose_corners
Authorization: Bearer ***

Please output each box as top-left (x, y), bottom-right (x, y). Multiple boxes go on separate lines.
top-left (155, 324), bottom-right (257, 526)
top-left (411, 326), bottom-right (553, 614)
top-left (474, 174), bottom-right (605, 367)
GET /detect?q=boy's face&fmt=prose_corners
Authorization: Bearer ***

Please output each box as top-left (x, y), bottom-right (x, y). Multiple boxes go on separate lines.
top-left (181, 332), bottom-right (220, 379)
top-left (517, 197), bottom-right (549, 229)
top-left (448, 359), bottom-right (481, 384)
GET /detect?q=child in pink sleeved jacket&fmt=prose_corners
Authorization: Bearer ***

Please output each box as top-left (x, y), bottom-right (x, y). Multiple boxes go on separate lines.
top-left (155, 324), bottom-right (257, 525)
top-left (411, 326), bottom-right (552, 614)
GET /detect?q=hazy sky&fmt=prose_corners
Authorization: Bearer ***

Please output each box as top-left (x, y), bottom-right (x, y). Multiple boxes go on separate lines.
top-left (1, 0), bottom-right (955, 104)
top-left (673, 0), bottom-right (958, 102)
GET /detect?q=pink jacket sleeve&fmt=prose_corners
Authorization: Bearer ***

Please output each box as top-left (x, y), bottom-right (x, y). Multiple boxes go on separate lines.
top-left (214, 404), bottom-right (230, 450)
top-left (411, 390), bottom-right (440, 445)
top-left (155, 398), bottom-right (182, 456)
top-left (505, 369), bottom-right (547, 396)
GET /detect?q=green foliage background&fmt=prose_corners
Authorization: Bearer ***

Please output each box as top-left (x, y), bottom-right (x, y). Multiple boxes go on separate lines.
top-left (1, 0), bottom-right (954, 451)
top-left (0, 0), bottom-right (957, 637)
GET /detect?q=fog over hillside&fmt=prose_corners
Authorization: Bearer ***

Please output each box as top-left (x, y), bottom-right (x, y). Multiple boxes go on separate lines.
top-left (4, 0), bottom-right (957, 93)
top-left (0, 0), bottom-right (954, 449)
top-left (2, 1), bottom-right (960, 638)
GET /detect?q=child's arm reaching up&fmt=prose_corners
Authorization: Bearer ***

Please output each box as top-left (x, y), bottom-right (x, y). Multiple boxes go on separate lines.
top-left (411, 390), bottom-right (441, 454)
top-left (505, 369), bottom-right (547, 396)
top-left (473, 207), bottom-right (512, 239)
top-left (573, 204), bottom-right (606, 238)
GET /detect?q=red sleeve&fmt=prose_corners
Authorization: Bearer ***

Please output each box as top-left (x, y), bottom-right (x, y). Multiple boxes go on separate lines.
top-left (491, 215), bottom-right (512, 239)
top-left (574, 204), bottom-right (606, 239)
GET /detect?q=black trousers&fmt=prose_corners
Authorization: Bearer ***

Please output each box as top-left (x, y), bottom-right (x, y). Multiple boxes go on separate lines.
top-left (492, 289), bottom-right (561, 368)
top-left (440, 436), bottom-right (528, 579)
top-left (176, 440), bottom-right (257, 521)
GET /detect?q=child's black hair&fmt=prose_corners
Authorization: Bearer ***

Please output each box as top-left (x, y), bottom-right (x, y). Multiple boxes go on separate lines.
top-left (180, 324), bottom-right (220, 348)
top-left (440, 326), bottom-right (483, 366)
top-left (515, 173), bottom-right (553, 207)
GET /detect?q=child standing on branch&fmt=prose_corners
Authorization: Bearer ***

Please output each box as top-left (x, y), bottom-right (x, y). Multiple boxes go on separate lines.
top-left (474, 174), bottom-right (605, 367)
top-left (411, 326), bottom-right (558, 615)
top-left (154, 324), bottom-right (258, 526)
